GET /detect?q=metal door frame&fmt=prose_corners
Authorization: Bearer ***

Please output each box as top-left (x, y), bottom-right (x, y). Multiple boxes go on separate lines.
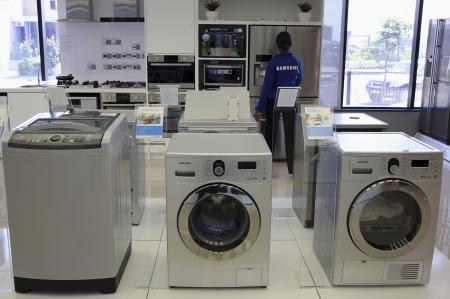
top-left (178, 184), bottom-right (261, 261)
top-left (348, 179), bottom-right (431, 259)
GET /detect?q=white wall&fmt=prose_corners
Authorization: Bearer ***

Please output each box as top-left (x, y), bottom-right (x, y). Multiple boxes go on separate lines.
top-left (198, 0), bottom-right (323, 22)
top-left (59, 22), bottom-right (146, 82)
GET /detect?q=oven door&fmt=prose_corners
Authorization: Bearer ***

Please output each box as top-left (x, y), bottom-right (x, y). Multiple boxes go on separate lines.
top-left (147, 62), bottom-right (195, 89)
top-left (178, 183), bottom-right (260, 261)
top-left (348, 179), bottom-right (431, 259)
top-left (203, 63), bottom-right (244, 87)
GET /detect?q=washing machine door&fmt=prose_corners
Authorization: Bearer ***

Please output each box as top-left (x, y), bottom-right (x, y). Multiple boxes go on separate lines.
top-left (348, 179), bottom-right (431, 259)
top-left (178, 183), bottom-right (260, 261)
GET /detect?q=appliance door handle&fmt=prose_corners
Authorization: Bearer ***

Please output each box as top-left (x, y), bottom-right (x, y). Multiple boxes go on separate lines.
top-left (206, 65), bottom-right (241, 69)
top-left (149, 63), bottom-right (192, 67)
top-left (70, 97), bottom-right (98, 100)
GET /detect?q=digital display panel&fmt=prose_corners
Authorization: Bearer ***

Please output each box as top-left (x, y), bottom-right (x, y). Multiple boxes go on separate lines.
top-left (238, 162), bottom-right (257, 170)
top-left (411, 160), bottom-right (429, 168)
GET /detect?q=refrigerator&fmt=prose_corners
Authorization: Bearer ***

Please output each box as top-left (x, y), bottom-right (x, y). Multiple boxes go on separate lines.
top-left (420, 19), bottom-right (450, 144)
top-left (249, 25), bottom-right (322, 159)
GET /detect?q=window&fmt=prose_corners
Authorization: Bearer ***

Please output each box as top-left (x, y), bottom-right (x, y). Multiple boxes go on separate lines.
top-left (343, 0), bottom-right (417, 108)
top-left (0, 0), bottom-right (60, 87)
top-left (0, 0), bottom-right (41, 86)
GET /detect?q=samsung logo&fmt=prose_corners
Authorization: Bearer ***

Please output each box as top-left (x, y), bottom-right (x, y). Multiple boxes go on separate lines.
top-left (178, 162), bottom-right (192, 165)
top-left (276, 65), bottom-right (299, 71)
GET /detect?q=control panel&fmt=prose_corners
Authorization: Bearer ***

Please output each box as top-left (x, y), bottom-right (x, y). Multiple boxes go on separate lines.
top-left (345, 155), bottom-right (441, 180)
top-left (101, 93), bottom-right (146, 104)
top-left (204, 159), bottom-right (269, 182)
top-left (9, 133), bottom-right (104, 149)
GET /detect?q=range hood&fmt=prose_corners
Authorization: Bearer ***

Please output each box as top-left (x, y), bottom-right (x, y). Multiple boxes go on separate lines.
top-left (100, 0), bottom-right (144, 22)
top-left (58, 0), bottom-right (95, 23)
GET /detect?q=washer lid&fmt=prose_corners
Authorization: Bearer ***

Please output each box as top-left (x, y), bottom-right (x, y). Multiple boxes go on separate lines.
top-left (337, 132), bottom-right (440, 154)
top-left (9, 115), bottom-right (117, 149)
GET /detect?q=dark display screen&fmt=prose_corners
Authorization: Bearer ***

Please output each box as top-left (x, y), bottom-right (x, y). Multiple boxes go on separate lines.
top-left (238, 162), bottom-right (257, 170)
top-left (411, 160), bottom-right (429, 168)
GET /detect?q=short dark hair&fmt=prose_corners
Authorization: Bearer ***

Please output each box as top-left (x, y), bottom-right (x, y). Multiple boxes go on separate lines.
top-left (276, 31), bottom-right (292, 51)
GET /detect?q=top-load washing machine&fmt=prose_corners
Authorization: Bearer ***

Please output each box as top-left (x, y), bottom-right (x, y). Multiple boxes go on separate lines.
top-left (293, 112), bottom-right (389, 227)
top-left (314, 132), bottom-right (443, 285)
top-left (3, 111), bottom-right (132, 293)
top-left (166, 133), bottom-right (272, 287)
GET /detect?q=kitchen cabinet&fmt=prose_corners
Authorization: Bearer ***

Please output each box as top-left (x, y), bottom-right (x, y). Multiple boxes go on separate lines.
top-left (146, 0), bottom-right (196, 54)
top-left (7, 92), bottom-right (49, 129)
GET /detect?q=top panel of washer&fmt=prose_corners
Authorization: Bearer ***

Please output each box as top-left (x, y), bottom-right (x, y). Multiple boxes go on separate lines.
top-left (167, 133), bottom-right (271, 156)
top-left (336, 132), bottom-right (441, 154)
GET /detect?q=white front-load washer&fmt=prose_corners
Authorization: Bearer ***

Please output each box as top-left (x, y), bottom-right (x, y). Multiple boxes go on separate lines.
top-left (314, 132), bottom-right (443, 285)
top-left (166, 133), bottom-right (272, 287)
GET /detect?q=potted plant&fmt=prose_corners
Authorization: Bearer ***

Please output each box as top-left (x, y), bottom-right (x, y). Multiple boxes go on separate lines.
top-left (297, 2), bottom-right (313, 22)
top-left (204, 0), bottom-right (221, 21)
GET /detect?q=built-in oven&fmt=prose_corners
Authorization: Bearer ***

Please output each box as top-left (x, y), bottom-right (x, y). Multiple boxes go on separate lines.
top-left (199, 60), bottom-right (246, 90)
top-left (67, 93), bottom-right (101, 109)
top-left (147, 55), bottom-right (195, 90)
top-left (100, 92), bottom-right (146, 109)
top-left (147, 54), bottom-right (195, 105)
top-left (199, 24), bottom-right (247, 58)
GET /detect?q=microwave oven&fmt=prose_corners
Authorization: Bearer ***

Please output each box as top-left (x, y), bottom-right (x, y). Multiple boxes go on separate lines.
top-left (199, 24), bottom-right (247, 58)
top-left (199, 60), bottom-right (246, 90)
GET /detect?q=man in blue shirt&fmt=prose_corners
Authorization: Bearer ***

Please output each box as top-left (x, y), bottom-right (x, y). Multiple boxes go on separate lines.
top-left (254, 31), bottom-right (303, 174)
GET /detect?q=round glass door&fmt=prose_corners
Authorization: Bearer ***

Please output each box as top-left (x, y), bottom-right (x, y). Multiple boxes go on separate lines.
top-left (178, 184), bottom-right (260, 261)
top-left (348, 179), bottom-right (431, 259)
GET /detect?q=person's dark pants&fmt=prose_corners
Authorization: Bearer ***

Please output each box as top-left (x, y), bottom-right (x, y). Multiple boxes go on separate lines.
top-left (263, 100), bottom-right (295, 174)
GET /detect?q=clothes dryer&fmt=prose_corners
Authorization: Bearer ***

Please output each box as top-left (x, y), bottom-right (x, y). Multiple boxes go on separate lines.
top-left (314, 132), bottom-right (442, 285)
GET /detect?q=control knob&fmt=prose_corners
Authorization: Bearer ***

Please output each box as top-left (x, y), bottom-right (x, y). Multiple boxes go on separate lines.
top-left (213, 160), bottom-right (225, 177)
top-left (388, 158), bottom-right (400, 175)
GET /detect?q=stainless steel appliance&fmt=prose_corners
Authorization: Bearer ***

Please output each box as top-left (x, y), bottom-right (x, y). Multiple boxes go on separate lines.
top-left (249, 25), bottom-right (322, 160)
top-left (420, 19), bottom-right (450, 144)
top-left (199, 60), bottom-right (245, 90)
top-left (166, 133), bottom-right (272, 287)
top-left (293, 113), bottom-right (389, 228)
top-left (100, 0), bottom-right (144, 22)
top-left (147, 55), bottom-right (195, 105)
top-left (199, 24), bottom-right (247, 58)
top-left (314, 132), bottom-right (442, 285)
top-left (68, 93), bottom-right (101, 109)
top-left (101, 92), bottom-right (146, 105)
top-left (3, 111), bottom-right (132, 293)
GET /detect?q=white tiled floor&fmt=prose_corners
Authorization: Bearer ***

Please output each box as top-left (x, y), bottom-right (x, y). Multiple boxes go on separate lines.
top-left (0, 162), bottom-right (449, 298)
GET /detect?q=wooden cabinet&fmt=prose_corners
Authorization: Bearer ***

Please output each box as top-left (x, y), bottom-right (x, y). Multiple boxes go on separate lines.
top-left (146, 0), bottom-right (196, 54)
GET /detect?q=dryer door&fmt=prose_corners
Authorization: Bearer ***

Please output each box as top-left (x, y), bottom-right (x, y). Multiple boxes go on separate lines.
top-left (348, 179), bottom-right (431, 259)
top-left (178, 183), bottom-right (260, 261)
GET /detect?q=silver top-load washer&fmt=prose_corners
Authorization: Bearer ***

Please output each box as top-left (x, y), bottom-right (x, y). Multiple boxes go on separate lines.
top-left (293, 112), bottom-right (389, 227)
top-left (165, 133), bottom-right (272, 287)
top-left (3, 111), bottom-right (132, 293)
top-left (314, 132), bottom-right (442, 285)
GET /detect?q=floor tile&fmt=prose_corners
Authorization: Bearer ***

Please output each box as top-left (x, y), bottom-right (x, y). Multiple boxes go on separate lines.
top-left (271, 217), bottom-right (295, 241)
top-left (133, 198), bottom-right (166, 241)
top-left (0, 241), bottom-right (159, 299)
top-left (150, 241), bottom-right (167, 290)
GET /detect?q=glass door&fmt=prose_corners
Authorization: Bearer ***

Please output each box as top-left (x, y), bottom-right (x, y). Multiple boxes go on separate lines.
top-left (348, 179), bottom-right (431, 259)
top-left (178, 184), bottom-right (260, 261)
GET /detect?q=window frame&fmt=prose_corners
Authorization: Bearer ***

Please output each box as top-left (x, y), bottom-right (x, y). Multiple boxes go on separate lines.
top-left (340, 0), bottom-right (425, 110)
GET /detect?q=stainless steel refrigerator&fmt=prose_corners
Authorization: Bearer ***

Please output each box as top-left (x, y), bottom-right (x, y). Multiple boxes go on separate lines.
top-left (420, 19), bottom-right (450, 145)
top-left (249, 25), bottom-right (322, 159)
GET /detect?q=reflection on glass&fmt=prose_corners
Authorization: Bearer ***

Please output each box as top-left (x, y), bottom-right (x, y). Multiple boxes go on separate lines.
top-left (359, 190), bottom-right (422, 251)
top-left (189, 194), bottom-right (250, 253)
top-left (415, 0), bottom-right (449, 108)
top-left (343, 0), bottom-right (416, 108)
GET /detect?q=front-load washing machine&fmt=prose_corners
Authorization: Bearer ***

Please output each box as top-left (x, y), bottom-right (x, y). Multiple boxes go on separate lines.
top-left (314, 132), bottom-right (443, 285)
top-left (166, 133), bottom-right (272, 287)
top-left (3, 111), bottom-right (132, 293)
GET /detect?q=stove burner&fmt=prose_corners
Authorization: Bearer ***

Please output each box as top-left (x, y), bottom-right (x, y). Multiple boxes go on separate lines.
top-left (101, 81), bottom-right (146, 89)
